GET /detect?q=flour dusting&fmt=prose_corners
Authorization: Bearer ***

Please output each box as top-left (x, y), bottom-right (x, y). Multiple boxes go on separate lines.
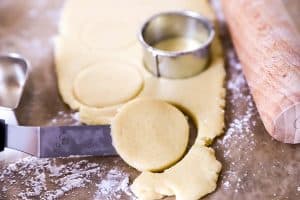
top-left (211, 5), bottom-right (260, 192)
top-left (49, 111), bottom-right (81, 126)
top-left (0, 157), bottom-right (133, 200)
top-left (94, 168), bottom-right (135, 200)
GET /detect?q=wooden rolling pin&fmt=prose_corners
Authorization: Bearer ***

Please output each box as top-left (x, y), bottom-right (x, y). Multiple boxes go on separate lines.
top-left (221, 0), bottom-right (300, 143)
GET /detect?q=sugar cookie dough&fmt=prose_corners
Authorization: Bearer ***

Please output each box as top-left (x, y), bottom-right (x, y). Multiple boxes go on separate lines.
top-left (55, 0), bottom-right (216, 111)
top-left (131, 146), bottom-right (221, 200)
top-left (73, 63), bottom-right (143, 108)
top-left (111, 99), bottom-right (189, 172)
top-left (55, 0), bottom-right (226, 199)
top-left (153, 37), bottom-right (203, 52)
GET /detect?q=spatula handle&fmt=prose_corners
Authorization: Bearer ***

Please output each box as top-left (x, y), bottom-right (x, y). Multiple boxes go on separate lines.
top-left (0, 119), bottom-right (6, 151)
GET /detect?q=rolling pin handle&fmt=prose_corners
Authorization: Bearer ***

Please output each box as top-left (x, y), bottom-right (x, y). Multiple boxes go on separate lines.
top-left (274, 103), bottom-right (300, 143)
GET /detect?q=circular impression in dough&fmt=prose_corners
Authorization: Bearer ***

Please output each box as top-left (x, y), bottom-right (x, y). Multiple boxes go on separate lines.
top-left (111, 99), bottom-right (189, 172)
top-left (73, 63), bottom-right (143, 108)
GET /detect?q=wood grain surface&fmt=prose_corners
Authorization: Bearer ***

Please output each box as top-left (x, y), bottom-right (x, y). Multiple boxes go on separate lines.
top-left (221, 0), bottom-right (300, 144)
top-left (0, 0), bottom-right (299, 200)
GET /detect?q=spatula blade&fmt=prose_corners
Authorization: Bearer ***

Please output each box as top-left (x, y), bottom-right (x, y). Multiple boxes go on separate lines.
top-left (39, 125), bottom-right (117, 158)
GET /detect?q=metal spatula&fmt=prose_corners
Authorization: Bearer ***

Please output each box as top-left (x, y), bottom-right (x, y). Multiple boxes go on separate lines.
top-left (0, 54), bottom-right (117, 157)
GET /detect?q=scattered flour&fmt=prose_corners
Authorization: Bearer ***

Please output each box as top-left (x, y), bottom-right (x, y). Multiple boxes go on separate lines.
top-left (211, 2), bottom-right (259, 193)
top-left (0, 157), bottom-right (133, 200)
top-left (94, 168), bottom-right (134, 200)
top-left (216, 46), bottom-right (258, 193)
top-left (49, 111), bottom-right (81, 126)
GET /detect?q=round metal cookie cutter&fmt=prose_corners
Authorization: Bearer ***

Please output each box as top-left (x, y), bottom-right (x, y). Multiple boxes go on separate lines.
top-left (139, 11), bottom-right (215, 79)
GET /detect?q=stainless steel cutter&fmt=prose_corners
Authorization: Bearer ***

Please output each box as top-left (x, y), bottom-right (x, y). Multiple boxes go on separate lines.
top-left (139, 11), bottom-right (215, 79)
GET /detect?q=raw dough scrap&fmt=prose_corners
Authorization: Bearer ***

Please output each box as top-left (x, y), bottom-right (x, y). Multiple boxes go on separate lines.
top-left (55, 0), bottom-right (226, 199)
top-left (73, 62), bottom-right (143, 108)
top-left (131, 146), bottom-right (222, 200)
top-left (111, 98), bottom-right (189, 172)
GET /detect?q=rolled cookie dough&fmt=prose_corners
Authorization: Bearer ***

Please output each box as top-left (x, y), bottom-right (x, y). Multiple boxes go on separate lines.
top-left (111, 99), bottom-right (189, 172)
top-left (131, 146), bottom-right (221, 200)
top-left (55, 0), bottom-right (226, 199)
top-left (73, 63), bottom-right (143, 108)
top-left (55, 0), bottom-right (216, 110)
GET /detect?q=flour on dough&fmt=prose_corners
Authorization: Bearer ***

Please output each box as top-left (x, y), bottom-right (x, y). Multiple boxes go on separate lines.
top-left (111, 99), bottom-right (189, 172)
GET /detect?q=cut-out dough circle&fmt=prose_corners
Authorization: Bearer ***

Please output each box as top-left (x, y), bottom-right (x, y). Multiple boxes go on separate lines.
top-left (111, 99), bottom-right (189, 172)
top-left (73, 63), bottom-right (143, 108)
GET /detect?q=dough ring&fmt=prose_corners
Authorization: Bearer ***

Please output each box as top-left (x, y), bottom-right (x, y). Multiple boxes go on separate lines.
top-left (73, 62), bottom-right (143, 108)
top-left (111, 98), bottom-right (189, 172)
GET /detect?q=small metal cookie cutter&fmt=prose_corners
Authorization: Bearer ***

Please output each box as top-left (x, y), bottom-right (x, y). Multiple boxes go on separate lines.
top-left (0, 53), bottom-right (29, 125)
top-left (139, 11), bottom-right (215, 79)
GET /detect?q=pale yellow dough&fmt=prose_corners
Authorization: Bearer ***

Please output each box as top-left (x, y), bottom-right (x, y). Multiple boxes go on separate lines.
top-left (55, 0), bottom-right (226, 199)
top-left (111, 99), bottom-right (189, 172)
top-left (154, 37), bottom-right (203, 52)
top-left (131, 146), bottom-right (222, 200)
top-left (73, 63), bottom-right (143, 108)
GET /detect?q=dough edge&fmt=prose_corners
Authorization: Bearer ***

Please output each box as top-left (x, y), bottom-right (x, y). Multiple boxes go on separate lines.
top-left (131, 145), bottom-right (222, 200)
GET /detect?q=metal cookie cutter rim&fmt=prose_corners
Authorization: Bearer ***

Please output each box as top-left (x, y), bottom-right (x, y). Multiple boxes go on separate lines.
top-left (139, 10), bottom-right (215, 79)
